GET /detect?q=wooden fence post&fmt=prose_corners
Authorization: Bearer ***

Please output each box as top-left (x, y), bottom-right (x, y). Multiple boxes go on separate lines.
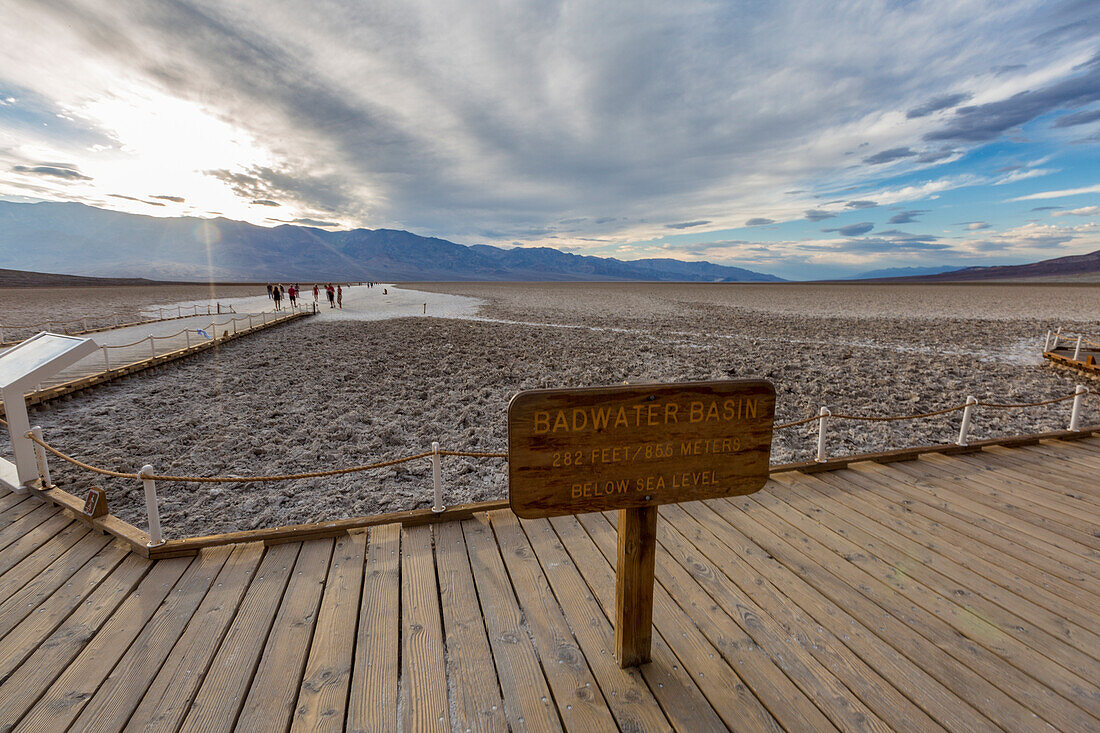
top-left (615, 505), bottom-right (657, 667)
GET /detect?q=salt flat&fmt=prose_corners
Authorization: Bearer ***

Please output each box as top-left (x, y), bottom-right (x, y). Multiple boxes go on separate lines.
top-left (1, 281), bottom-right (1097, 537)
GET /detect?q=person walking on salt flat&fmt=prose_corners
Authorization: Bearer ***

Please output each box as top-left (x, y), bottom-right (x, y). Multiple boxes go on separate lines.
top-left (313, 284), bottom-right (319, 304)
top-left (273, 284), bottom-right (283, 311)
top-left (326, 283), bottom-right (336, 308)
top-left (337, 285), bottom-right (343, 309)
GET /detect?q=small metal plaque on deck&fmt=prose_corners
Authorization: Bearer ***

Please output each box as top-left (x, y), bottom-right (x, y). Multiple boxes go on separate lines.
top-left (508, 380), bottom-right (775, 518)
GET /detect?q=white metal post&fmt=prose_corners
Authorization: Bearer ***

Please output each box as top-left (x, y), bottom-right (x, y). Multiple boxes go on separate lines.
top-left (31, 426), bottom-right (50, 487)
top-left (177, 305), bottom-right (181, 317)
top-left (102, 345), bottom-right (110, 371)
top-left (2, 385), bottom-right (35, 490)
top-left (431, 441), bottom-right (445, 513)
top-left (1044, 330), bottom-right (1052, 352)
top-left (1, 327), bottom-right (5, 345)
top-left (1054, 327), bottom-right (1062, 349)
top-left (248, 315), bottom-right (253, 329)
top-left (815, 407), bottom-right (830, 462)
top-left (140, 465), bottom-right (164, 546)
top-left (957, 396), bottom-right (978, 445)
top-left (1073, 335), bottom-right (1083, 361)
top-left (1070, 385), bottom-right (1088, 431)
top-left (82, 318), bottom-right (88, 332)
top-left (149, 335), bottom-right (156, 359)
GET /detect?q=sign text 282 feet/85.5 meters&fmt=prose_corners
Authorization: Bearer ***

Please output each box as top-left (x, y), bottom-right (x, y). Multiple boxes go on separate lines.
top-left (508, 380), bottom-right (776, 519)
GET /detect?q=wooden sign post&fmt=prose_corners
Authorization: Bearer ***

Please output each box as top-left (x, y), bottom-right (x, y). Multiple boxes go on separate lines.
top-left (82, 486), bottom-right (108, 518)
top-left (508, 380), bottom-right (775, 667)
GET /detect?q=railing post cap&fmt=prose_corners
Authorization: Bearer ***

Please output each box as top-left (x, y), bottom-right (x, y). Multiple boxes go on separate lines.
top-left (139, 464), bottom-right (154, 477)
top-left (966, 395), bottom-right (978, 404)
top-left (818, 406), bottom-right (830, 416)
top-left (432, 441), bottom-right (440, 451)
top-left (1077, 384), bottom-right (1089, 394)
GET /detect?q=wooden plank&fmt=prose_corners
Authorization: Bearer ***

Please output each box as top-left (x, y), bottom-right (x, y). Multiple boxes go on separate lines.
top-left (646, 504), bottom-right (940, 732)
top-left (291, 532), bottom-right (367, 732)
top-left (31, 483), bottom-right (151, 556)
top-left (235, 538), bottom-right (333, 731)
top-left (398, 524), bottom-right (448, 732)
top-left (0, 521), bottom-right (90, 605)
top-left (0, 503), bottom-right (60, 553)
top-left (346, 525), bottom-right (400, 733)
top-left (0, 530), bottom-right (110, 639)
top-left (0, 495), bottom-right (41, 527)
top-left (807, 465), bottom-right (1100, 634)
top-left (124, 542), bottom-right (265, 733)
top-left (666, 498), bottom-right (989, 732)
top-left (0, 492), bottom-right (31, 515)
top-left (431, 520), bottom-right (506, 732)
top-left (461, 514), bottom-right (563, 733)
top-left (8, 555), bottom-right (189, 731)
top-left (497, 511), bottom-right (672, 730)
top-left (179, 542), bottom-right (300, 732)
top-left (765, 473), bottom-right (1100, 705)
top-left (150, 498), bottom-right (510, 558)
top-left (0, 511), bottom-right (75, 578)
top-left (720, 489), bottom-right (1098, 732)
top-left (615, 506), bottom-right (657, 667)
top-left (67, 546), bottom-right (234, 731)
top-left (886, 459), bottom-right (1100, 568)
top-left (0, 540), bottom-right (131, 681)
top-left (549, 512), bottom-right (780, 733)
top-left (579, 508), bottom-right (852, 732)
top-left (848, 461), bottom-right (1100, 597)
top-left (707, 488), bottom-right (1055, 733)
top-left (928, 452), bottom-right (1100, 528)
top-left (919, 454), bottom-right (1100, 543)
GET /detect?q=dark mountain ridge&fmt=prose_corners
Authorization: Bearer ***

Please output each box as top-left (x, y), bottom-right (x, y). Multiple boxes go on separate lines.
top-left (0, 201), bottom-right (782, 283)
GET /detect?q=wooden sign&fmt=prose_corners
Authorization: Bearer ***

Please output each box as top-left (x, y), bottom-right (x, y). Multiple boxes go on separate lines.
top-left (508, 380), bottom-right (775, 519)
top-left (82, 486), bottom-right (108, 518)
top-left (507, 379), bottom-right (775, 667)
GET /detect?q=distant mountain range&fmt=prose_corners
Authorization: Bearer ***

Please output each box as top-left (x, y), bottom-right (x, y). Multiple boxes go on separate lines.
top-left (893, 248), bottom-right (1100, 283)
top-left (0, 201), bottom-right (782, 283)
top-left (848, 265), bottom-right (962, 279)
top-left (0, 267), bottom-right (166, 287)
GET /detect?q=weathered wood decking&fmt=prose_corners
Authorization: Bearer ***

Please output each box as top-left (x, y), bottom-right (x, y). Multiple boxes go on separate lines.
top-left (0, 437), bottom-right (1098, 731)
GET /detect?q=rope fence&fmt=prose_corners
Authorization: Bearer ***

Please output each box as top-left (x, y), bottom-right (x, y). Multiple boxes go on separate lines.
top-left (0, 303), bottom-right (243, 345)
top-left (6, 385), bottom-right (1094, 547)
top-left (1045, 328), bottom-right (1100, 359)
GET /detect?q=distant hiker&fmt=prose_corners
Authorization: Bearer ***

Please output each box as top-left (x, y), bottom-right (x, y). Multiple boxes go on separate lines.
top-left (313, 284), bottom-right (319, 303)
top-left (288, 285), bottom-right (297, 308)
top-left (272, 285), bottom-right (283, 311)
top-left (337, 285), bottom-right (343, 309)
top-left (266, 283), bottom-right (273, 299)
top-left (326, 283), bottom-right (336, 308)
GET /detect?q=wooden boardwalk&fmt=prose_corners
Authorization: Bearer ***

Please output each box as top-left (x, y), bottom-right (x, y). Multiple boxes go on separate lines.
top-left (0, 436), bottom-right (1098, 731)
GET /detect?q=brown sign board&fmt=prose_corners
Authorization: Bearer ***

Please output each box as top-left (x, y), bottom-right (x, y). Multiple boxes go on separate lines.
top-left (508, 380), bottom-right (775, 519)
top-left (82, 486), bottom-right (108, 518)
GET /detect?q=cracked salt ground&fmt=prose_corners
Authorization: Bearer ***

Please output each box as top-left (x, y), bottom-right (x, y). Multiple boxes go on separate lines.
top-left (2, 282), bottom-right (1096, 537)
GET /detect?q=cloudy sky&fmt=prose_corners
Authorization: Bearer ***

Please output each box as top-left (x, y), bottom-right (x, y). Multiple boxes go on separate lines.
top-left (2, 0), bottom-right (1099, 279)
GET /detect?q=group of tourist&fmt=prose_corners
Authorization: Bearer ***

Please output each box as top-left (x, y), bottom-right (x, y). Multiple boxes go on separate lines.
top-left (266, 282), bottom-right (345, 310)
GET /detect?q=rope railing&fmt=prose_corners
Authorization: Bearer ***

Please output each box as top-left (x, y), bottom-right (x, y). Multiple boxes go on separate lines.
top-left (1044, 328), bottom-right (1100, 359)
top-left (9, 385), bottom-right (1093, 546)
top-left (0, 303), bottom-right (241, 345)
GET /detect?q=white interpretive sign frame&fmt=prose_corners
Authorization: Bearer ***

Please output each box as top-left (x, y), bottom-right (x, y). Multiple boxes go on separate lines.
top-left (0, 332), bottom-right (97, 491)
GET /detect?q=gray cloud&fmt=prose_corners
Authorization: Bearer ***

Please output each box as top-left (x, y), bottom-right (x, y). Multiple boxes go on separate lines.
top-left (824, 222), bottom-right (874, 236)
top-left (150, 194), bottom-right (185, 202)
top-left (958, 221), bottom-right (991, 230)
top-left (107, 193), bottom-right (165, 206)
top-left (863, 147), bottom-right (916, 165)
top-left (845, 200), bottom-right (877, 209)
top-left (888, 209), bottom-right (928, 224)
top-left (916, 149), bottom-right (955, 164)
top-left (1053, 108), bottom-right (1100, 127)
top-left (907, 93), bottom-right (972, 118)
top-left (251, 199), bottom-right (280, 206)
top-left (665, 220), bottom-right (711, 229)
top-left (927, 52), bottom-right (1100, 142)
top-left (804, 209), bottom-right (835, 222)
top-left (745, 218), bottom-right (775, 226)
top-left (12, 164), bottom-right (91, 180)
top-left (1031, 205), bottom-right (1062, 211)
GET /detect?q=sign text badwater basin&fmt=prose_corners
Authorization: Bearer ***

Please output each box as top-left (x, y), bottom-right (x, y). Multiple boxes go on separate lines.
top-left (508, 380), bottom-right (775, 519)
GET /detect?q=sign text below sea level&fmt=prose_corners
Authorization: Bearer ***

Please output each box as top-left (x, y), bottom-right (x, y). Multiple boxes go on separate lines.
top-left (508, 380), bottom-right (775, 518)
